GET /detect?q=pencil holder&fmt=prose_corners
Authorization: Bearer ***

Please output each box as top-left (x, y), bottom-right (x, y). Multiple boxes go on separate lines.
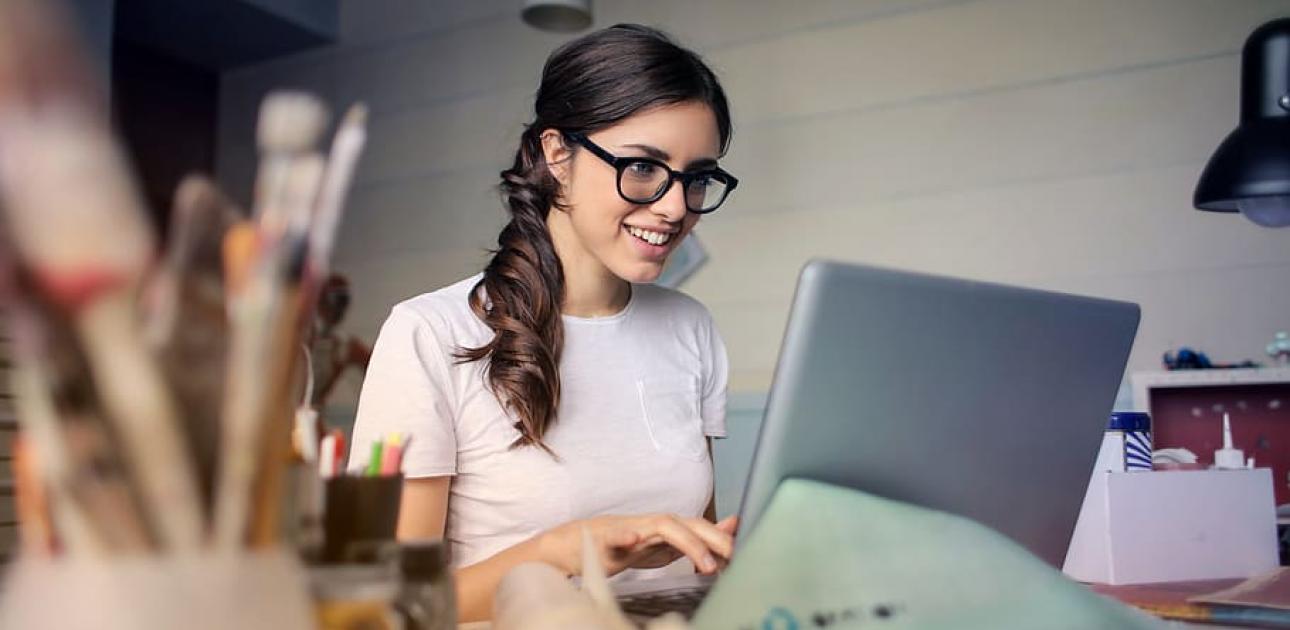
top-left (310, 560), bottom-right (403, 630)
top-left (0, 549), bottom-right (314, 630)
top-left (321, 474), bottom-right (404, 563)
top-left (309, 540), bottom-right (457, 630)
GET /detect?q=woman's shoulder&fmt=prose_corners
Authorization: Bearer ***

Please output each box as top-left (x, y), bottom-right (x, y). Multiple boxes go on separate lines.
top-left (632, 282), bottom-right (714, 325)
top-left (385, 273), bottom-right (486, 336)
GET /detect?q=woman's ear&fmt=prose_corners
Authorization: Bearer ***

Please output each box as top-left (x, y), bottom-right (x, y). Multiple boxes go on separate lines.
top-left (539, 129), bottom-right (573, 185)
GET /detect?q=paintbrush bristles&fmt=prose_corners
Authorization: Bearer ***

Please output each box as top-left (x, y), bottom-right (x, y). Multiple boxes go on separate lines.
top-left (308, 103), bottom-right (369, 276)
top-left (0, 111), bottom-right (155, 301)
top-left (254, 92), bottom-right (330, 236)
top-left (256, 92), bottom-right (329, 154)
top-left (341, 103), bottom-right (368, 131)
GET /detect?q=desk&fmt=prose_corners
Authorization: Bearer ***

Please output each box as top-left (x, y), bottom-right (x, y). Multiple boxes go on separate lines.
top-left (1093, 579), bottom-right (1275, 629)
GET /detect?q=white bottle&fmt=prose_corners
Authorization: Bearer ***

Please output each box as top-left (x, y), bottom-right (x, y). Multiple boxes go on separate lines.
top-left (1213, 412), bottom-right (1246, 470)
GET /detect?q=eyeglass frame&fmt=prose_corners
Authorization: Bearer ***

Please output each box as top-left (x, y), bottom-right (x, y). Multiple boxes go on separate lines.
top-left (562, 131), bottom-right (739, 214)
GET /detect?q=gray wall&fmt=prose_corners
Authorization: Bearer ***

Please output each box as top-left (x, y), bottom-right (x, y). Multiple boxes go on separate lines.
top-left (215, 2), bottom-right (1290, 510)
top-left (66, 0), bottom-right (115, 86)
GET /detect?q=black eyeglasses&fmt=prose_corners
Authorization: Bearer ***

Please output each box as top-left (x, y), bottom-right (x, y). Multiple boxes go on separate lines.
top-left (564, 131), bottom-right (738, 214)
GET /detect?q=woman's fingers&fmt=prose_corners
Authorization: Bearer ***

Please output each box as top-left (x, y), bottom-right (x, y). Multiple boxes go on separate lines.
top-left (602, 528), bottom-right (640, 548)
top-left (678, 516), bottom-right (734, 562)
top-left (646, 515), bottom-right (721, 574)
top-left (716, 514), bottom-right (738, 535)
top-left (580, 513), bottom-right (738, 576)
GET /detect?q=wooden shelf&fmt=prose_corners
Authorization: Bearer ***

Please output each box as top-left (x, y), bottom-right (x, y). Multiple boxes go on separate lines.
top-left (1131, 367), bottom-right (1290, 411)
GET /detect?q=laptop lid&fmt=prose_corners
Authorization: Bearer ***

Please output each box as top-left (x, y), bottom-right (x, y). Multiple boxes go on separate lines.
top-left (735, 260), bottom-right (1140, 567)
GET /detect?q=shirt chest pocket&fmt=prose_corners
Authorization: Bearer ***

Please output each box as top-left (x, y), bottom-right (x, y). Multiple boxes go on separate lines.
top-left (636, 375), bottom-right (706, 461)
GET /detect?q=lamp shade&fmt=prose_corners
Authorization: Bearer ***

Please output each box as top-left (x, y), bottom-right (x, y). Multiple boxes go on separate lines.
top-left (521, 0), bottom-right (592, 33)
top-left (1194, 18), bottom-right (1290, 227)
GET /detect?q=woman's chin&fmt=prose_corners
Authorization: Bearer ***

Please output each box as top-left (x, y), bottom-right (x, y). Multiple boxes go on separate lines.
top-left (613, 260), bottom-right (667, 284)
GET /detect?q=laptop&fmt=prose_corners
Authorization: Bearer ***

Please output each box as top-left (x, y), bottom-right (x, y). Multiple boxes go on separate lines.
top-left (615, 260), bottom-right (1141, 618)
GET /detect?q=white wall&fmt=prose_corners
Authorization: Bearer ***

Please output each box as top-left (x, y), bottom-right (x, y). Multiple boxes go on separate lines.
top-left (217, 0), bottom-right (1290, 403)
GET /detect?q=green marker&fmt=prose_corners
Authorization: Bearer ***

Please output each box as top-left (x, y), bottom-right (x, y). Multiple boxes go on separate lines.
top-left (366, 440), bottom-right (384, 477)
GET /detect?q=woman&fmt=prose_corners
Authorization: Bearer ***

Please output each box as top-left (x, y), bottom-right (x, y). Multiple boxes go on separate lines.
top-left (349, 24), bottom-right (740, 621)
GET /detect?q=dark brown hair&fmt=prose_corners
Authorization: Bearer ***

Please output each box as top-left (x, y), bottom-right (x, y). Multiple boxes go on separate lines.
top-left (456, 24), bottom-right (732, 451)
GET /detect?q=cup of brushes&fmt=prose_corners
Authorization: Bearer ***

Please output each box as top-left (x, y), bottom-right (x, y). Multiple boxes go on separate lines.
top-left (0, 1), bottom-right (371, 628)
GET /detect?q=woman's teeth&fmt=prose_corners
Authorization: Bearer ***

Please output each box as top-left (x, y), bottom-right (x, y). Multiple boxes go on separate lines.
top-left (626, 226), bottom-right (672, 246)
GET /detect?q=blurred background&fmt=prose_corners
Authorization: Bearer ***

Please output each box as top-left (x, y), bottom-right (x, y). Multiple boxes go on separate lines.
top-left (28, 0), bottom-right (1290, 520)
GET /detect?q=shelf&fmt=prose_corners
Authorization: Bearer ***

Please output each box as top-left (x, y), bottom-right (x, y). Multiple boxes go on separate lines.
top-left (1131, 368), bottom-right (1290, 411)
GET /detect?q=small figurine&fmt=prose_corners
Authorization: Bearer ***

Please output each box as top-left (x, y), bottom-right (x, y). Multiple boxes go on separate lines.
top-left (1163, 346), bottom-right (1261, 370)
top-left (1268, 332), bottom-right (1290, 365)
top-left (307, 274), bottom-right (371, 408)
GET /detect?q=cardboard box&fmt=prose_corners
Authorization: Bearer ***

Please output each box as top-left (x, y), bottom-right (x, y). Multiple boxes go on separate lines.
top-left (1063, 468), bottom-right (1278, 585)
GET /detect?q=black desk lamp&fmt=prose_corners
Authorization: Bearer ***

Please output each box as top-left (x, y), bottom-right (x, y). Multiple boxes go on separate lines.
top-left (1195, 18), bottom-right (1290, 227)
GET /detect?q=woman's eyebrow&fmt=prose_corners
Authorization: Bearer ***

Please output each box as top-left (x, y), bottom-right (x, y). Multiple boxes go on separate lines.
top-left (621, 143), bottom-right (719, 170)
top-left (621, 143), bottom-right (671, 161)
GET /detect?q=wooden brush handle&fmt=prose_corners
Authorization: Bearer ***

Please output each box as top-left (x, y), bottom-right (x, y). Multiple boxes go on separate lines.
top-left (247, 288), bottom-right (306, 547)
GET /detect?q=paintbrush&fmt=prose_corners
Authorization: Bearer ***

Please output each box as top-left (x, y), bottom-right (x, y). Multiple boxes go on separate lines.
top-left (0, 10), bottom-right (205, 550)
top-left (211, 220), bottom-right (274, 549)
top-left (8, 325), bottom-right (104, 556)
top-left (213, 93), bottom-right (328, 548)
top-left (5, 291), bottom-right (153, 556)
top-left (245, 156), bottom-right (326, 547)
top-left (254, 91), bottom-right (330, 238)
top-left (0, 113), bottom-right (205, 552)
top-left (213, 219), bottom-right (311, 549)
top-left (144, 175), bottom-right (243, 348)
top-left (10, 434), bottom-right (55, 556)
top-left (142, 175), bottom-right (243, 515)
top-left (307, 104), bottom-right (368, 281)
top-left (251, 104), bottom-right (369, 543)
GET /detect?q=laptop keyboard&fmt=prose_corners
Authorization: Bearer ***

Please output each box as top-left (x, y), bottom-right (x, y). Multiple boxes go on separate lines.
top-left (618, 585), bottom-right (709, 620)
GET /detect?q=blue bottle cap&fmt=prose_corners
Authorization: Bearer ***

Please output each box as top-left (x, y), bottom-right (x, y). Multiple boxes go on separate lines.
top-left (1108, 411), bottom-right (1151, 432)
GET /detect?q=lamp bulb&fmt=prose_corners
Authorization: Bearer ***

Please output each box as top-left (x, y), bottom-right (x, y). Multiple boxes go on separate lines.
top-left (1237, 196), bottom-right (1290, 227)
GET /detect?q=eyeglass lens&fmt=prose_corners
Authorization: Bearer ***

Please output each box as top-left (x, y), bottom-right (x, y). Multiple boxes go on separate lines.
top-left (619, 161), bottom-right (729, 212)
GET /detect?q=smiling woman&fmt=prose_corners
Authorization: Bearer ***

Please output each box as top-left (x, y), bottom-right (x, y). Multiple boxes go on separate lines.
top-left (346, 24), bottom-right (739, 622)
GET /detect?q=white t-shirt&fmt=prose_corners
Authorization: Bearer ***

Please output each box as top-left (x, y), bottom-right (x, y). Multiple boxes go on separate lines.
top-left (348, 274), bottom-right (729, 571)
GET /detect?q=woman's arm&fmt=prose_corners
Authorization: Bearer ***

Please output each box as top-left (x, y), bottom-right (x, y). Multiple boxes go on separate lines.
top-left (704, 438), bottom-right (717, 522)
top-left (395, 476), bottom-right (450, 540)
top-left (394, 477), bottom-right (562, 622)
top-left (397, 476), bottom-right (541, 622)
top-left (396, 476), bottom-right (736, 622)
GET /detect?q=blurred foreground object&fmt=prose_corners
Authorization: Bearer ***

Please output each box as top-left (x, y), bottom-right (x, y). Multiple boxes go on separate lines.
top-left (493, 529), bottom-right (688, 630)
top-left (1, 551), bottom-right (314, 630)
top-left (0, 0), bottom-right (369, 626)
top-left (692, 479), bottom-right (1157, 629)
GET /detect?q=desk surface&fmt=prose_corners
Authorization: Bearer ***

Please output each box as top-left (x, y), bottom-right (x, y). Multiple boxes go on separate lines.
top-left (1093, 579), bottom-right (1271, 629)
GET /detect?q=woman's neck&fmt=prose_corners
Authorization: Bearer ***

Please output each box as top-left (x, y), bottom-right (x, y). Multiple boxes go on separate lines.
top-left (548, 210), bottom-right (631, 318)
top-left (563, 270), bottom-right (631, 318)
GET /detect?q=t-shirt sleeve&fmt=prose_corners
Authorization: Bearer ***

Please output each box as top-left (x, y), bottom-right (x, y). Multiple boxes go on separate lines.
top-left (348, 303), bottom-right (458, 478)
top-left (700, 314), bottom-right (729, 438)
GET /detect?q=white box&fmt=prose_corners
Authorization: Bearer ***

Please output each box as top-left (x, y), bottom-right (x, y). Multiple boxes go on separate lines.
top-left (1063, 468), bottom-right (1279, 585)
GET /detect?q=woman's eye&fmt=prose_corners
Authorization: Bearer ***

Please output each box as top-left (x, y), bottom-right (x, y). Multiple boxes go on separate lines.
top-left (627, 162), bottom-right (660, 178)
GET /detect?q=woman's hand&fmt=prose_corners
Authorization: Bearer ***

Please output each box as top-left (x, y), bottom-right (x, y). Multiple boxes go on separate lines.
top-left (536, 514), bottom-right (739, 577)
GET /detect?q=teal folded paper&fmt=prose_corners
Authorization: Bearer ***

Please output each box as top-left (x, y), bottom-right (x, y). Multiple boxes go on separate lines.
top-left (694, 478), bottom-right (1161, 629)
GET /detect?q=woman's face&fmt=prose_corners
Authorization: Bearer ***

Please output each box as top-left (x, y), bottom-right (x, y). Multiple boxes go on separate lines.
top-left (544, 101), bottom-right (722, 284)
